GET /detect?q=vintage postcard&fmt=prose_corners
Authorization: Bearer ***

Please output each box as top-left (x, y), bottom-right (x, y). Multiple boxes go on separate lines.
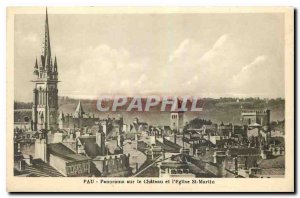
top-left (6, 7), bottom-right (294, 192)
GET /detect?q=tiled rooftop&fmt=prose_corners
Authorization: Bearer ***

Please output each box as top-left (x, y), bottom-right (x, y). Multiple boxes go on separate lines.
top-left (48, 143), bottom-right (90, 162)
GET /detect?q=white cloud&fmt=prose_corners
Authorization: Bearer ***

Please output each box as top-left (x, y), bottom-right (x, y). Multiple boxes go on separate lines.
top-left (162, 34), bottom-right (283, 98)
top-left (58, 35), bottom-right (283, 98)
top-left (60, 44), bottom-right (158, 97)
top-left (14, 14), bottom-right (285, 102)
top-left (239, 56), bottom-right (266, 73)
top-left (231, 56), bottom-right (283, 97)
top-left (168, 39), bottom-right (191, 62)
top-left (200, 34), bottom-right (229, 62)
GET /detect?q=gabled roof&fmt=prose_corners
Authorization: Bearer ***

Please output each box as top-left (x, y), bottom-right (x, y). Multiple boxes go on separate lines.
top-left (130, 123), bottom-right (139, 133)
top-left (74, 101), bottom-right (85, 118)
top-left (48, 143), bottom-right (90, 162)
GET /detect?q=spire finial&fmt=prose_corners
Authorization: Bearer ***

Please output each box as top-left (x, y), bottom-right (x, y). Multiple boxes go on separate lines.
top-left (33, 57), bottom-right (39, 75)
top-left (35, 57), bottom-right (38, 68)
top-left (54, 55), bottom-right (57, 64)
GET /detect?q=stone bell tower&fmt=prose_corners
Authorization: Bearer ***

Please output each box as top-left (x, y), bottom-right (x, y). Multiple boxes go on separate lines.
top-left (32, 8), bottom-right (59, 131)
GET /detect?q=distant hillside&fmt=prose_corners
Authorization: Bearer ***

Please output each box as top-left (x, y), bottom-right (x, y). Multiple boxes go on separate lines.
top-left (14, 101), bottom-right (32, 109)
top-left (14, 97), bottom-right (285, 126)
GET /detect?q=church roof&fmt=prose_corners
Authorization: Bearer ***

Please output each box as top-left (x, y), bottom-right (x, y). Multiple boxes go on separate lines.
top-left (74, 101), bottom-right (85, 118)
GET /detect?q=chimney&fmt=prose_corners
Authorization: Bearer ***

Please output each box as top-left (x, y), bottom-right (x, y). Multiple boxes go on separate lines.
top-left (234, 157), bottom-right (238, 173)
top-left (29, 155), bottom-right (33, 165)
top-left (174, 134), bottom-right (177, 144)
top-left (34, 135), bottom-right (47, 162)
top-left (96, 131), bottom-right (106, 156)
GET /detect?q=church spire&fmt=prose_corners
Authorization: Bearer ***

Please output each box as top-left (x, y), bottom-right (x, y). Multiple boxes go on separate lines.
top-left (33, 57), bottom-right (39, 75)
top-left (74, 101), bottom-right (85, 118)
top-left (43, 7), bottom-right (51, 70)
top-left (32, 7), bottom-right (59, 131)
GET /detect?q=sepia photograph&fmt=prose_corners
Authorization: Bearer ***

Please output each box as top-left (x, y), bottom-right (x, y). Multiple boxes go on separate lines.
top-left (6, 7), bottom-right (294, 192)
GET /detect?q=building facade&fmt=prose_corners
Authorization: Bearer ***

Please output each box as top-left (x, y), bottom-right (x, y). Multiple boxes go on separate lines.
top-left (241, 109), bottom-right (270, 126)
top-left (58, 101), bottom-right (99, 129)
top-left (170, 111), bottom-right (184, 132)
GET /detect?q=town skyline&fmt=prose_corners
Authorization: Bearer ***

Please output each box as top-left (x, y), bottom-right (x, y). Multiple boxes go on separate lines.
top-left (8, 7), bottom-right (293, 192)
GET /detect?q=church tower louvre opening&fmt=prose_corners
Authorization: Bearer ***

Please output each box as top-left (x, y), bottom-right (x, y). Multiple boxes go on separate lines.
top-left (32, 8), bottom-right (59, 131)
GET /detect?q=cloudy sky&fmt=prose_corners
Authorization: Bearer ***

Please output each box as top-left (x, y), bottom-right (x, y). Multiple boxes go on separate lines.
top-left (14, 12), bottom-right (285, 102)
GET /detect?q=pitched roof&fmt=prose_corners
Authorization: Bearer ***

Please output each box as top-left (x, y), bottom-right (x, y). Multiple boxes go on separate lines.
top-left (48, 143), bottom-right (90, 162)
top-left (16, 159), bottom-right (64, 177)
top-left (130, 123), bottom-right (139, 133)
top-left (160, 161), bottom-right (189, 169)
top-left (78, 136), bottom-right (103, 158)
top-left (155, 140), bottom-right (180, 153)
top-left (74, 101), bottom-right (85, 118)
top-left (259, 156), bottom-right (285, 169)
top-left (260, 168), bottom-right (285, 175)
top-left (227, 148), bottom-right (260, 156)
top-left (78, 136), bottom-right (96, 145)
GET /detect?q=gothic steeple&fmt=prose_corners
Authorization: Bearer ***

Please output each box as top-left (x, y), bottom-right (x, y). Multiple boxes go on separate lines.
top-left (43, 7), bottom-right (51, 71)
top-left (32, 8), bottom-right (59, 131)
top-left (74, 101), bottom-right (85, 118)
